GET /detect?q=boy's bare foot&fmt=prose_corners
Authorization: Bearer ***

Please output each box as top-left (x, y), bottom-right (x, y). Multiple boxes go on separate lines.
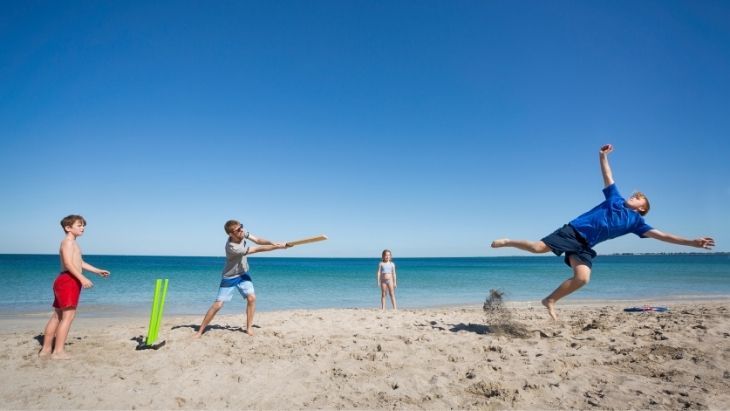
top-left (541, 298), bottom-right (558, 320)
top-left (192, 333), bottom-right (202, 339)
top-left (245, 329), bottom-right (255, 336)
top-left (38, 350), bottom-right (51, 359)
top-left (51, 352), bottom-right (72, 360)
top-left (491, 239), bottom-right (509, 248)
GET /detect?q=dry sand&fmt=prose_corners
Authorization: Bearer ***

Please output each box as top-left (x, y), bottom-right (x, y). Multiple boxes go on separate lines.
top-left (1, 301), bottom-right (729, 410)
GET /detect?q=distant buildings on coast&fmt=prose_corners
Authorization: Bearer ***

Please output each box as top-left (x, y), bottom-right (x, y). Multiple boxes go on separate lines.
top-left (608, 252), bottom-right (729, 256)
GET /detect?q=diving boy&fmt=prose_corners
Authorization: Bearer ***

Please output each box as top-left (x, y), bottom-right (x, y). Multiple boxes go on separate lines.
top-left (491, 145), bottom-right (714, 320)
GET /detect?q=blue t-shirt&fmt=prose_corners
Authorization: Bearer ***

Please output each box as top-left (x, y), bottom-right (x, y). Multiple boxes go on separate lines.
top-left (569, 184), bottom-right (653, 247)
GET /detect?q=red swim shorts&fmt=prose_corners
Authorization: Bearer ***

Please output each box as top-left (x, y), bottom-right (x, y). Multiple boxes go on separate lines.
top-left (52, 271), bottom-right (82, 309)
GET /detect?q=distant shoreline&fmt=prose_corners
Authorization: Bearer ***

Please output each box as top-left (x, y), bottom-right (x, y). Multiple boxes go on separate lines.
top-left (605, 251), bottom-right (730, 256)
top-left (3, 294), bottom-right (729, 322)
top-left (0, 252), bottom-right (728, 259)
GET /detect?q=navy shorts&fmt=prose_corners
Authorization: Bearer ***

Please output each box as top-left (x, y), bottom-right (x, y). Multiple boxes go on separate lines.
top-left (541, 224), bottom-right (597, 268)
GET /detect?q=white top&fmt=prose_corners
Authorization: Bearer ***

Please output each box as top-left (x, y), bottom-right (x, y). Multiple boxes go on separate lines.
top-left (379, 262), bottom-right (395, 275)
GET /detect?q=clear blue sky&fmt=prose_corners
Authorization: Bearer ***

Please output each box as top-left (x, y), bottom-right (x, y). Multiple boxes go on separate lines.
top-left (1, 1), bottom-right (728, 257)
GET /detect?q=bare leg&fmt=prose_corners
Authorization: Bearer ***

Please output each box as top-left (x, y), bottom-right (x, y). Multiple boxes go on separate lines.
top-left (542, 255), bottom-right (591, 320)
top-left (39, 309), bottom-right (62, 357)
top-left (51, 308), bottom-right (77, 359)
top-left (491, 239), bottom-right (551, 253)
top-left (387, 282), bottom-right (397, 310)
top-left (380, 283), bottom-right (387, 310)
top-left (245, 294), bottom-right (256, 336)
top-left (194, 301), bottom-right (223, 338)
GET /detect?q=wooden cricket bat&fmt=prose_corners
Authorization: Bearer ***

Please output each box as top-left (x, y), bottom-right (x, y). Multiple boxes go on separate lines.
top-left (286, 235), bottom-right (328, 247)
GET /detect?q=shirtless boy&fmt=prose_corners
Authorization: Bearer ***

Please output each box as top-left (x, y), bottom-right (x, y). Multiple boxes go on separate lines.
top-left (39, 215), bottom-right (110, 359)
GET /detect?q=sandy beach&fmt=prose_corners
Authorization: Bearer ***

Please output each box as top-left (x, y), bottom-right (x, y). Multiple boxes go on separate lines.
top-left (1, 300), bottom-right (728, 410)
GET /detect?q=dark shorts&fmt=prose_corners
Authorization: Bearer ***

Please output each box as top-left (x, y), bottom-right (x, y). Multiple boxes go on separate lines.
top-left (541, 224), bottom-right (597, 268)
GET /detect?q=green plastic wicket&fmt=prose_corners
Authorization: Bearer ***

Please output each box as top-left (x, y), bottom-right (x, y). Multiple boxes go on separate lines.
top-left (154, 279), bottom-right (169, 341)
top-left (146, 279), bottom-right (169, 346)
top-left (146, 280), bottom-right (161, 345)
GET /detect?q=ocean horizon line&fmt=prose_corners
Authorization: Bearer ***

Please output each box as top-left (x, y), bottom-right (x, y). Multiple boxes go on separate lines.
top-left (1, 252), bottom-right (728, 259)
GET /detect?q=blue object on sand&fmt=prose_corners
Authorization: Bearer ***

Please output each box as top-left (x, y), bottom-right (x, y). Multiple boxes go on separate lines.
top-left (623, 305), bottom-right (669, 312)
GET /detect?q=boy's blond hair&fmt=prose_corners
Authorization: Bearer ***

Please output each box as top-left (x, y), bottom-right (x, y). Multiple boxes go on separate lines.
top-left (633, 192), bottom-right (650, 216)
top-left (60, 215), bottom-right (86, 232)
top-left (224, 219), bottom-right (241, 234)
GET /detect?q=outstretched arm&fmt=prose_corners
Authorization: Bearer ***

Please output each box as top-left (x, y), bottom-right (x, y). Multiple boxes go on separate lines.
top-left (82, 261), bottom-right (110, 278)
top-left (246, 233), bottom-right (290, 254)
top-left (599, 144), bottom-right (614, 187)
top-left (644, 229), bottom-right (715, 249)
top-left (247, 243), bottom-right (288, 255)
top-left (247, 233), bottom-right (274, 245)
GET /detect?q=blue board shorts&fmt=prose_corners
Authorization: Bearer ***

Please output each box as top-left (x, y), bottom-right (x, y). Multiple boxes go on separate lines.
top-left (541, 224), bottom-right (597, 268)
top-left (216, 273), bottom-right (255, 302)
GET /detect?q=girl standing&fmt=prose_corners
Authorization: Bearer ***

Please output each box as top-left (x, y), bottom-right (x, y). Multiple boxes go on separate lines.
top-left (377, 249), bottom-right (397, 310)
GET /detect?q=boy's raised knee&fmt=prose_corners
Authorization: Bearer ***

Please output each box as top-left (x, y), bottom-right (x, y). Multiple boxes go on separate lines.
top-left (574, 274), bottom-right (590, 286)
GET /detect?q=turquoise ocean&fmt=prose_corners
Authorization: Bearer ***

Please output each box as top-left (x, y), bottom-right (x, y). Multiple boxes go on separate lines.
top-left (1, 254), bottom-right (729, 317)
